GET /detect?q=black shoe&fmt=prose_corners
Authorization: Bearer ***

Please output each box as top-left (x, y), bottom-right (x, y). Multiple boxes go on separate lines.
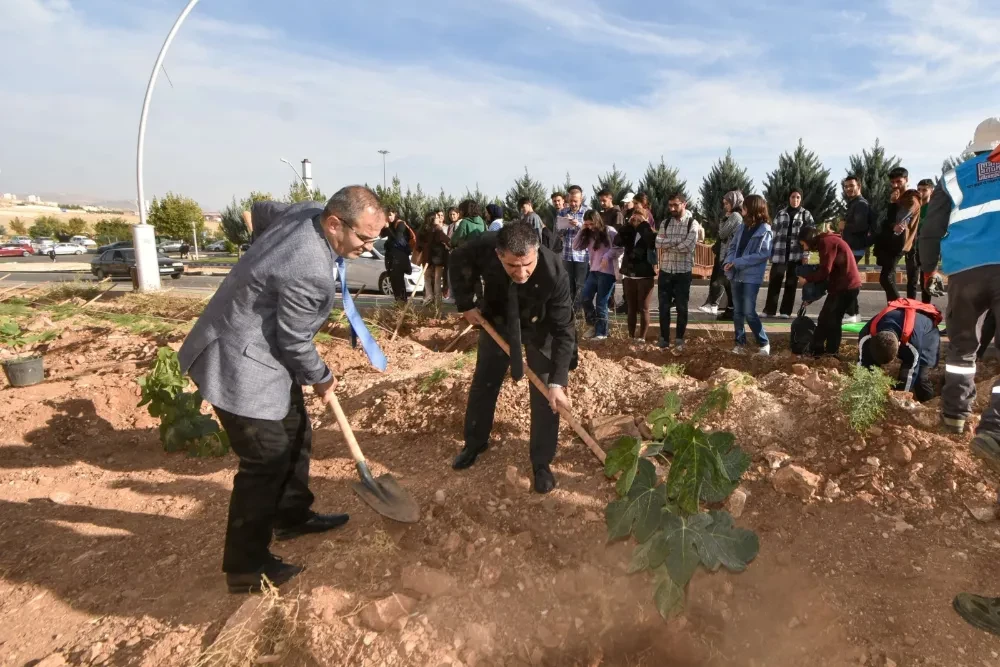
top-left (274, 512), bottom-right (350, 541)
top-left (452, 445), bottom-right (486, 470)
top-left (226, 555), bottom-right (303, 594)
top-left (533, 465), bottom-right (556, 494)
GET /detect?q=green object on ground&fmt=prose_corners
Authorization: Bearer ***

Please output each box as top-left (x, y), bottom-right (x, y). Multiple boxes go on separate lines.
top-left (841, 322), bottom-right (865, 334)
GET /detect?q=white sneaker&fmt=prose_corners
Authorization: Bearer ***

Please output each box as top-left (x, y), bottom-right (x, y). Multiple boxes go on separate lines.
top-left (593, 335), bottom-right (608, 341)
top-left (758, 344), bottom-right (771, 356)
top-left (698, 305), bottom-right (718, 315)
top-left (844, 315), bottom-right (860, 324)
top-left (731, 345), bottom-right (746, 355)
top-left (778, 314), bottom-right (791, 320)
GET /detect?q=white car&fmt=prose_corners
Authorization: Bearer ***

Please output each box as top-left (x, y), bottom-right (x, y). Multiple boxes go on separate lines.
top-left (70, 236), bottom-right (98, 248)
top-left (334, 239), bottom-right (424, 296)
top-left (47, 243), bottom-right (88, 256)
top-left (204, 240), bottom-right (228, 252)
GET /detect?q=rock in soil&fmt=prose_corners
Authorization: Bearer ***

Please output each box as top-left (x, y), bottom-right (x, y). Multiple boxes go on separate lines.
top-left (310, 586), bottom-right (354, 622)
top-left (726, 487), bottom-right (748, 518)
top-left (764, 451), bottom-right (791, 470)
top-left (965, 503), bottom-right (997, 523)
top-left (401, 564), bottom-right (458, 598)
top-left (772, 465), bottom-right (822, 500)
top-left (791, 363), bottom-right (809, 376)
top-left (889, 443), bottom-right (913, 464)
top-left (48, 491), bottom-right (73, 504)
top-left (590, 414), bottom-right (640, 444)
top-left (360, 594), bottom-right (417, 631)
top-left (35, 654), bottom-right (68, 667)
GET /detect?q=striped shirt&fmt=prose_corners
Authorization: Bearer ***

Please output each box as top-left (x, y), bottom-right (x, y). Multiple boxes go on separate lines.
top-left (654, 213), bottom-right (699, 273)
top-left (557, 205), bottom-right (590, 263)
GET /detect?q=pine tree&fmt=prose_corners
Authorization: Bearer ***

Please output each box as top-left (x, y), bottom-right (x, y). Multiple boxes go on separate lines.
top-left (504, 168), bottom-right (550, 223)
top-left (374, 176), bottom-right (404, 215)
top-left (221, 191), bottom-right (271, 247)
top-left (638, 157), bottom-right (689, 224)
top-left (762, 140), bottom-right (838, 224)
top-left (284, 180), bottom-right (326, 204)
top-left (698, 149), bottom-right (755, 237)
top-left (428, 188), bottom-right (457, 214)
top-left (589, 164), bottom-right (634, 210)
top-left (942, 147), bottom-right (975, 175)
top-left (461, 184), bottom-right (493, 215)
top-left (844, 139), bottom-right (901, 232)
top-left (399, 184), bottom-right (429, 229)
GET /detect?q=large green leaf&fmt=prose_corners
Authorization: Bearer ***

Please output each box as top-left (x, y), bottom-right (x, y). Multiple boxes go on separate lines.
top-left (604, 436), bottom-right (642, 497)
top-left (644, 513), bottom-right (713, 587)
top-left (652, 566), bottom-right (685, 619)
top-left (648, 393), bottom-right (681, 440)
top-left (666, 428), bottom-right (729, 514)
top-left (695, 510), bottom-right (760, 573)
top-left (700, 433), bottom-right (750, 503)
top-left (606, 459), bottom-right (665, 543)
top-left (628, 539), bottom-right (655, 573)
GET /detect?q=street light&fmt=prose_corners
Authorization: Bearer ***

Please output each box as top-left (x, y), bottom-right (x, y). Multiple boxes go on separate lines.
top-left (190, 220), bottom-right (200, 260)
top-left (135, 0), bottom-right (202, 292)
top-left (377, 149), bottom-right (390, 189)
top-left (280, 157), bottom-right (310, 190)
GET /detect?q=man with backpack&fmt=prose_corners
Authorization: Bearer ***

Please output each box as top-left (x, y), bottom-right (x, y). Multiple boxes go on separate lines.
top-left (858, 299), bottom-right (942, 402)
top-left (654, 193), bottom-right (699, 351)
top-left (380, 209), bottom-right (414, 302)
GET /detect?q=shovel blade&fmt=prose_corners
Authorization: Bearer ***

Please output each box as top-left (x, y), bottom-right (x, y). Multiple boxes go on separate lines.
top-left (351, 473), bottom-right (420, 523)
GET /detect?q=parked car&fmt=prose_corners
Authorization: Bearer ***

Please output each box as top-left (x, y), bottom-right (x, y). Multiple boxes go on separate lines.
top-left (96, 240), bottom-right (132, 254)
top-left (91, 248), bottom-right (184, 280)
top-left (32, 238), bottom-right (55, 253)
top-left (333, 239), bottom-right (424, 296)
top-left (204, 240), bottom-right (228, 252)
top-left (70, 236), bottom-right (98, 248)
top-left (0, 244), bottom-right (31, 257)
top-left (157, 240), bottom-right (184, 253)
top-left (9, 236), bottom-right (32, 245)
top-left (41, 243), bottom-right (87, 256)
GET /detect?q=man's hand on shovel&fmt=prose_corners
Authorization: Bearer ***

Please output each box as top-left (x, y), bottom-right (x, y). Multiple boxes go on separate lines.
top-left (313, 375), bottom-right (339, 403)
top-left (548, 385), bottom-right (571, 414)
top-left (461, 308), bottom-right (486, 327)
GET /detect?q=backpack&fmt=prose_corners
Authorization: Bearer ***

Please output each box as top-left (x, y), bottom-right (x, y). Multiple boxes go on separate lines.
top-left (869, 299), bottom-right (943, 345)
top-left (790, 305), bottom-right (816, 355)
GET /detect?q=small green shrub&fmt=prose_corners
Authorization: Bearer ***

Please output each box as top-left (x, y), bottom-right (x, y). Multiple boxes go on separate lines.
top-left (840, 365), bottom-right (894, 432)
top-left (137, 348), bottom-right (229, 457)
top-left (419, 368), bottom-right (448, 393)
top-left (604, 388), bottom-right (758, 619)
top-left (661, 363), bottom-right (686, 377)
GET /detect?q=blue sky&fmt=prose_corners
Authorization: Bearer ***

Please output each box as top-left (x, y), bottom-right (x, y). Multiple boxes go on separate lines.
top-left (2, 0), bottom-right (998, 209)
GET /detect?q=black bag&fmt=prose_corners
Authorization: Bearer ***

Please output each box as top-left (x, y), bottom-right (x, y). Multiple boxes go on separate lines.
top-left (790, 305), bottom-right (816, 355)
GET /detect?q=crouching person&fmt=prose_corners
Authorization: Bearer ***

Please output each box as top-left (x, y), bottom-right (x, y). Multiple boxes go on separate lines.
top-left (859, 299), bottom-right (943, 402)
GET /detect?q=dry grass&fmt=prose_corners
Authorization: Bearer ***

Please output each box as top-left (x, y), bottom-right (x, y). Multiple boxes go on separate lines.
top-left (196, 579), bottom-right (303, 667)
top-left (319, 529), bottom-right (398, 591)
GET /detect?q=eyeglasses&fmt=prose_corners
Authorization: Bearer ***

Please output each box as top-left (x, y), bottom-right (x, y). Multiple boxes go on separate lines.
top-left (339, 218), bottom-right (379, 245)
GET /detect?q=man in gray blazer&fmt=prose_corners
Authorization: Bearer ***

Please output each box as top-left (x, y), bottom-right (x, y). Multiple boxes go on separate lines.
top-left (179, 185), bottom-right (385, 593)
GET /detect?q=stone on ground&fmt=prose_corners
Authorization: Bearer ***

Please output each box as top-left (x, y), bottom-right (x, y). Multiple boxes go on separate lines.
top-left (772, 465), bottom-right (822, 500)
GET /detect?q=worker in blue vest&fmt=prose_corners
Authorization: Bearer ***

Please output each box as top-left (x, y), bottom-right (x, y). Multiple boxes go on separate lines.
top-left (919, 117), bottom-right (1000, 637)
top-left (858, 299), bottom-right (942, 402)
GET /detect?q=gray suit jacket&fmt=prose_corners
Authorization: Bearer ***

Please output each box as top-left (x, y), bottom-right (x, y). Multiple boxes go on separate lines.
top-left (179, 201), bottom-right (337, 420)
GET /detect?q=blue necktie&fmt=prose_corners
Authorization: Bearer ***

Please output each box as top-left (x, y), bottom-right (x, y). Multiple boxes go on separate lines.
top-left (336, 258), bottom-right (387, 372)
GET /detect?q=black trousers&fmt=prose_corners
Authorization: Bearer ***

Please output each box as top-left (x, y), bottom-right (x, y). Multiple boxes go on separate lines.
top-left (903, 249), bottom-right (931, 303)
top-left (214, 386), bottom-right (314, 573)
top-left (464, 329), bottom-right (559, 468)
top-left (563, 260), bottom-right (589, 311)
top-left (764, 260), bottom-right (801, 316)
top-left (879, 256), bottom-right (902, 302)
top-left (812, 288), bottom-right (859, 356)
top-left (389, 263), bottom-right (408, 302)
top-left (705, 247), bottom-right (732, 309)
top-left (980, 312), bottom-right (998, 360)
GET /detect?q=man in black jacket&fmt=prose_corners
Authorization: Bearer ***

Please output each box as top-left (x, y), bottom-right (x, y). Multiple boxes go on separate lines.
top-left (448, 222), bottom-right (576, 493)
top-left (380, 209), bottom-right (412, 301)
top-left (838, 175), bottom-right (875, 322)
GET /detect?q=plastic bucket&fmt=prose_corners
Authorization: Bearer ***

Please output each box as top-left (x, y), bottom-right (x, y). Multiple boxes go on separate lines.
top-left (2, 356), bottom-right (44, 387)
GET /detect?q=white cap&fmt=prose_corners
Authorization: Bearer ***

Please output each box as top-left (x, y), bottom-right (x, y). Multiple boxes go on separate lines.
top-left (969, 117), bottom-right (1000, 153)
top-left (621, 192), bottom-right (635, 204)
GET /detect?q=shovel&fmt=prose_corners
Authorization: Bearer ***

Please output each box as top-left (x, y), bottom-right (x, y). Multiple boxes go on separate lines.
top-left (324, 394), bottom-right (420, 523)
top-left (478, 319), bottom-right (606, 464)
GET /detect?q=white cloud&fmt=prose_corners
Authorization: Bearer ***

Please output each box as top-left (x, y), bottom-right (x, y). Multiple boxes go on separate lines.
top-left (0, 0), bottom-right (988, 210)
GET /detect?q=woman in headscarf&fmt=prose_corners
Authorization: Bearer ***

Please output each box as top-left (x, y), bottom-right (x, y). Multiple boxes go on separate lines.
top-left (700, 190), bottom-right (744, 321)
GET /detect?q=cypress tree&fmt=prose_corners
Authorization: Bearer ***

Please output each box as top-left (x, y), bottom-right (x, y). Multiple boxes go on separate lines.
top-left (762, 140), bottom-right (838, 224)
top-left (698, 149), bottom-right (754, 237)
top-left (504, 168), bottom-right (550, 224)
top-left (589, 164), bottom-right (634, 210)
top-left (638, 157), bottom-right (689, 224)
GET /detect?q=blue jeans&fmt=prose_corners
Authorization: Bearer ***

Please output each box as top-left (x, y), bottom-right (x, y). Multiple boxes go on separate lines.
top-left (732, 280), bottom-right (768, 347)
top-left (658, 272), bottom-right (693, 344)
top-left (581, 271), bottom-right (616, 337)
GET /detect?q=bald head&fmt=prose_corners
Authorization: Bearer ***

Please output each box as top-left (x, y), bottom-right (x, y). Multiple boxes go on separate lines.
top-left (321, 185), bottom-right (385, 258)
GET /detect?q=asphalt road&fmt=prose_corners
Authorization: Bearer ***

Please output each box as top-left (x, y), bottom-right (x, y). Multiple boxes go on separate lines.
top-left (0, 271), bottom-right (947, 320)
top-left (5, 252), bottom-right (228, 264)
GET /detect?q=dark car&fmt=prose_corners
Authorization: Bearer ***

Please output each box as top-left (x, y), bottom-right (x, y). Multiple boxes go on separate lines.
top-left (91, 248), bottom-right (184, 280)
top-left (96, 240), bottom-right (133, 254)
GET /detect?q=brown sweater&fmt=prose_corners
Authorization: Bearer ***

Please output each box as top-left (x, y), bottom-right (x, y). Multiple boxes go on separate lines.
top-left (875, 189), bottom-right (921, 262)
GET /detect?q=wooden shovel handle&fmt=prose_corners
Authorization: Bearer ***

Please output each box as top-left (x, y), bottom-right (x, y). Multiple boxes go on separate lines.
top-left (477, 319), bottom-right (606, 463)
top-left (325, 394), bottom-right (366, 465)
